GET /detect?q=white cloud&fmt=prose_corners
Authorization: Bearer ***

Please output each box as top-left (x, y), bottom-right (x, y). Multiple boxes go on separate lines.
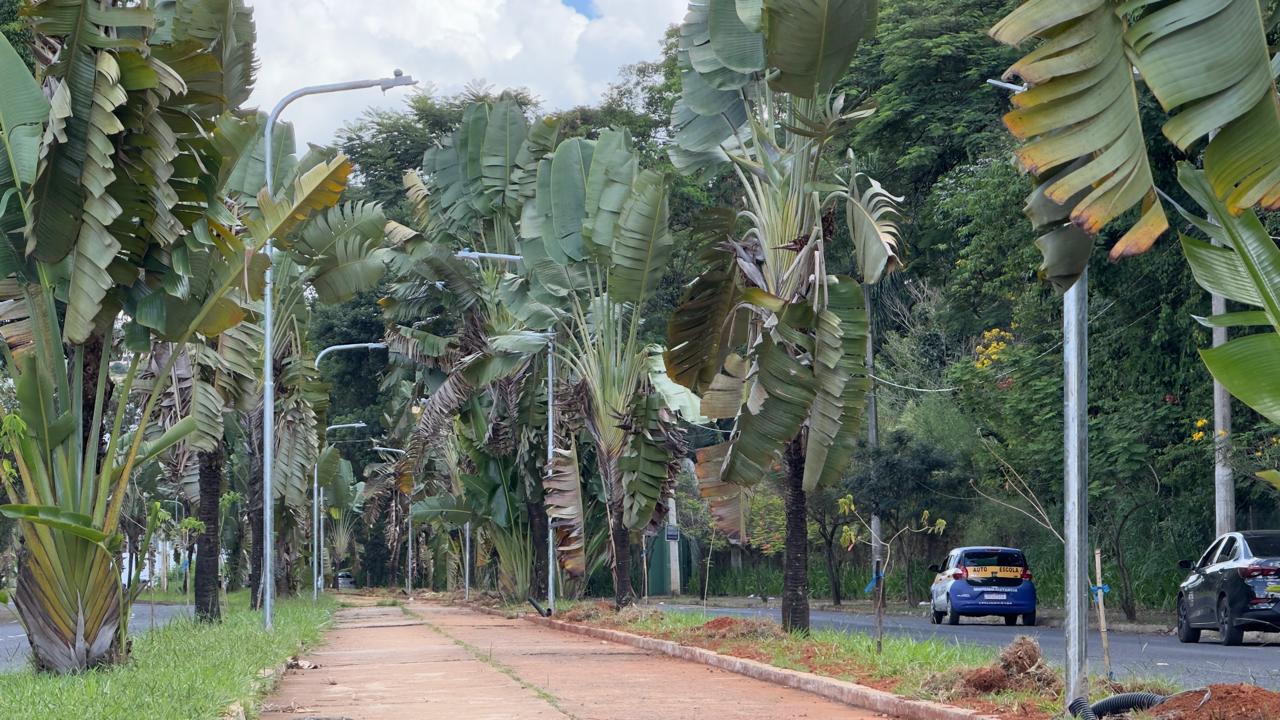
top-left (247, 0), bottom-right (686, 147)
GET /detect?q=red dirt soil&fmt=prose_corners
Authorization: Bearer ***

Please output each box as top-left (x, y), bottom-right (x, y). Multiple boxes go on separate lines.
top-left (1154, 684), bottom-right (1280, 720)
top-left (701, 616), bottom-right (738, 633)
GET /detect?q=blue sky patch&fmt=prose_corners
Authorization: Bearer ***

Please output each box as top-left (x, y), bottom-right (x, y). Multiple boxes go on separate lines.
top-left (562, 0), bottom-right (599, 19)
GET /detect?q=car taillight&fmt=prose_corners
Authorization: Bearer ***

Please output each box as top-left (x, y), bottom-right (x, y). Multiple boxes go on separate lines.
top-left (1239, 566), bottom-right (1279, 579)
top-left (952, 567), bottom-right (968, 581)
top-left (1021, 568), bottom-right (1033, 580)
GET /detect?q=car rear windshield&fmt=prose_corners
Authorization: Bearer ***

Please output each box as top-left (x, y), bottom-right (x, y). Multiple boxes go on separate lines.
top-left (963, 550), bottom-right (1026, 567)
top-left (1245, 535), bottom-right (1280, 557)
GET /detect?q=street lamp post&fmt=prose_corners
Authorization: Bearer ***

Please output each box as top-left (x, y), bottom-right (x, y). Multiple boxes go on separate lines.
top-left (315, 422), bottom-right (367, 601)
top-left (258, 74), bottom-right (415, 632)
top-left (310, 342), bottom-right (387, 602)
top-left (988, 76), bottom-right (1089, 709)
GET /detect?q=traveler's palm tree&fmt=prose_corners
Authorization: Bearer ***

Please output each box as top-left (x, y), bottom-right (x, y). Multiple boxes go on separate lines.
top-left (664, 0), bottom-right (901, 631)
top-left (0, 0), bottom-right (266, 671)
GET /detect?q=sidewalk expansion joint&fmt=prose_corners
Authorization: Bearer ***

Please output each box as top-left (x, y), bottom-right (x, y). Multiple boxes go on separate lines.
top-left (403, 606), bottom-right (581, 720)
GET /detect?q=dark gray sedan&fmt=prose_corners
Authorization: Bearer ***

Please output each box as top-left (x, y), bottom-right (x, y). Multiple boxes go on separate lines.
top-left (1177, 530), bottom-right (1280, 645)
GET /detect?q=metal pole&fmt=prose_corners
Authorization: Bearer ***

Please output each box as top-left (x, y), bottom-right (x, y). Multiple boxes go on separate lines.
top-left (641, 536), bottom-right (649, 600)
top-left (667, 488), bottom-right (680, 595)
top-left (546, 342), bottom-right (556, 612)
top-left (865, 284), bottom-right (886, 634)
top-left (1212, 293), bottom-right (1234, 534)
top-left (313, 463), bottom-right (319, 601)
top-left (319, 487), bottom-right (325, 591)
top-left (316, 342), bottom-right (387, 366)
top-left (1203, 127), bottom-right (1234, 537)
top-left (1064, 268), bottom-right (1090, 706)
top-left (457, 250), bottom-right (525, 263)
top-left (464, 521), bottom-right (471, 600)
top-left (406, 494), bottom-right (413, 595)
top-left (261, 73), bottom-right (415, 632)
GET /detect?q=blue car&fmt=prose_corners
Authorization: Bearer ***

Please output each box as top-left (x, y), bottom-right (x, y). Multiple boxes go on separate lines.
top-left (929, 546), bottom-right (1037, 626)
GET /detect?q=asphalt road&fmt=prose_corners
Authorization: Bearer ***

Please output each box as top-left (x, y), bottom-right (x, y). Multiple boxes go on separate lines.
top-left (662, 604), bottom-right (1280, 690)
top-left (0, 603), bottom-right (192, 672)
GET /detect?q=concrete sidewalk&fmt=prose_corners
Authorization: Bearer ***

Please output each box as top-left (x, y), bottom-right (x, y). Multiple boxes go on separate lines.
top-left (260, 601), bottom-right (888, 720)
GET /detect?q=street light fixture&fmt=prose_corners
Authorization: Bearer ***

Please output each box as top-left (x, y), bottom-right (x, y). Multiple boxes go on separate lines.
top-left (315, 422), bottom-right (368, 601)
top-left (259, 72), bottom-right (417, 631)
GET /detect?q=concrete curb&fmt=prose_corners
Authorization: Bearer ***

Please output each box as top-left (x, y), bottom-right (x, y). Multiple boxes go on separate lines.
top-left (475, 605), bottom-right (997, 720)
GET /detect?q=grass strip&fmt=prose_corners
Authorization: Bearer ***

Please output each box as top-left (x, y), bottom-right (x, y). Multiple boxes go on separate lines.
top-left (0, 592), bottom-right (334, 720)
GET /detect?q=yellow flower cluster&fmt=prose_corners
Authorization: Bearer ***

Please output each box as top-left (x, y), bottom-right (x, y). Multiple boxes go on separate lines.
top-left (1191, 431), bottom-right (1206, 442)
top-left (1194, 418), bottom-right (1209, 429)
top-left (974, 328), bottom-right (1014, 370)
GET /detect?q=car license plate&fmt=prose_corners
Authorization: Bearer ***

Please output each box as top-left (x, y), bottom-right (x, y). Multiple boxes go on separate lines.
top-left (985, 593), bottom-right (1007, 600)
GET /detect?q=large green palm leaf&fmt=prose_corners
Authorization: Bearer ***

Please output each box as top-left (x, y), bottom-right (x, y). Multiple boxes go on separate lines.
top-left (1177, 164), bottom-right (1280, 424)
top-left (990, 0), bottom-right (1166, 286)
top-left (763, 0), bottom-right (877, 98)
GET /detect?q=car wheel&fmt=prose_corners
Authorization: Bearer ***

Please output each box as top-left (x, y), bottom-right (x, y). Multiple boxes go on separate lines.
top-left (1219, 597), bottom-right (1244, 646)
top-left (931, 608), bottom-right (944, 624)
top-left (946, 596), bottom-right (960, 626)
top-left (1004, 615), bottom-right (1018, 626)
top-left (1176, 597), bottom-right (1201, 644)
top-left (1022, 611), bottom-right (1037, 627)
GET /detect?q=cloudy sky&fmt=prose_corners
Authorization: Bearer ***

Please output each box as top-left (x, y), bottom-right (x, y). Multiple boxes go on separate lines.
top-left (249, 0), bottom-right (686, 147)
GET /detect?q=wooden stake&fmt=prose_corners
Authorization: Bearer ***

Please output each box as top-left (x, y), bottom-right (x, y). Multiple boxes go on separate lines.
top-left (1094, 549), bottom-right (1112, 680)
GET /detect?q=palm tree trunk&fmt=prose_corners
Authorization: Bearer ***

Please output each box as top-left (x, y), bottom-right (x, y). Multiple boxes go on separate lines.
top-left (824, 536), bottom-right (842, 606)
top-left (601, 452), bottom-right (635, 607)
top-left (225, 516), bottom-right (243, 593)
top-left (247, 446), bottom-right (265, 610)
top-left (244, 406), bottom-right (265, 609)
top-left (781, 437), bottom-right (809, 633)
top-left (527, 496), bottom-right (549, 600)
top-left (77, 331), bottom-right (114, 461)
top-left (195, 447), bottom-right (224, 622)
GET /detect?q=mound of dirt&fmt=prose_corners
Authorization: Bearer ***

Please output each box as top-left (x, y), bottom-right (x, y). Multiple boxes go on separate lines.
top-left (923, 636), bottom-right (1062, 701)
top-left (694, 616), bottom-right (785, 641)
top-left (998, 636), bottom-right (1043, 675)
top-left (1154, 684), bottom-right (1280, 720)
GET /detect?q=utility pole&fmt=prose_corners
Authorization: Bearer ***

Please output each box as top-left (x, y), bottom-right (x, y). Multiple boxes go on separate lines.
top-left (546, 347), bottom-right (556, 612)
top-left (864, 284), bottom-right (885, 606)
top-left (1212, 285), bottom-right (1234, 534)
top-left (667, 488), bottom-right (680, 595)
top-left (261, 72), bottom-right (416, 631)
top-left (1063, 268), bottom-right (1090, 705)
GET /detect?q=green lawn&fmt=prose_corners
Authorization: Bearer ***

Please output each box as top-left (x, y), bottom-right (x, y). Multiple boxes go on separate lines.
top-left (0, 592), bottom-right (334, 720)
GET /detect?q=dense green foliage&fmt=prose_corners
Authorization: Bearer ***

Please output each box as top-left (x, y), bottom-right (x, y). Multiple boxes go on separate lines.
top-left (323, 0), bottom-right (1280, 616)
top-left (0, 595), bottom-right (333, 719)
top-left (0, 0), bottom-right (30, 69)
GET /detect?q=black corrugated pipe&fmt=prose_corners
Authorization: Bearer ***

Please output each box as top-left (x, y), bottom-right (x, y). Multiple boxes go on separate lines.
top-left (1089, 692), bottom-right (1167, 717)
top-left (1069, 697), bottom-right (1099, 720)
top-left (1070, 692), bottom-right (1169, 719)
